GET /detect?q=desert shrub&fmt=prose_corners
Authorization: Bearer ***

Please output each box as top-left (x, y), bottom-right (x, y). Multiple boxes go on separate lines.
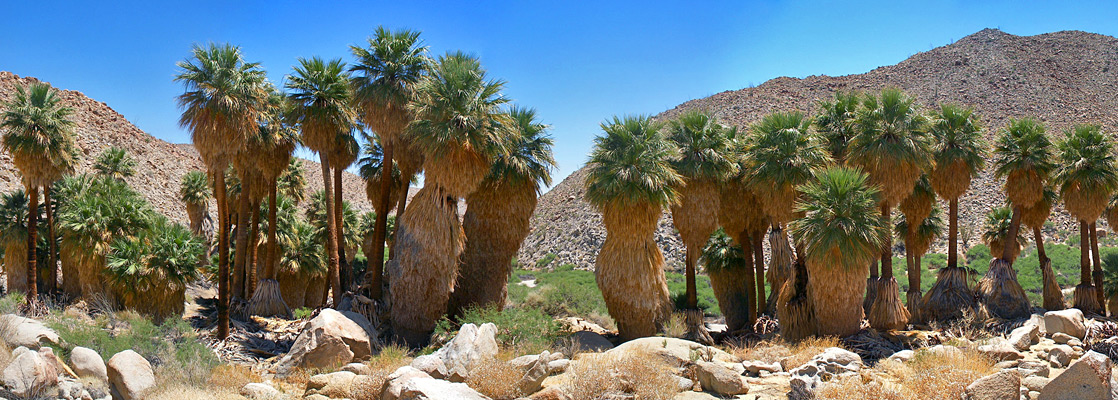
top-left (0, 292), bottom-right (25, 315)
top-left (293, 307), bottom-right (314, 320)
top-left (815, 372), bottom-right (907, 400)
top-left (206, 364), bottom-right (261, 391)
top-left (660, 312), bottom-right (686, 338)
top-left (433, 305), bottom-right (562, 355)
top-left (535, 253), bottom-right (557, 269)
top-left (145, 383), bottom-right (243, 400)
top-left (729, 337), bottom-right (842, 371)
top-left (368, 343), bottom-right (411, 372)
top-left (467, 359), bottom-right (525, 399)
top-left (520, 264), bottom-right (608, 318)
top-left (897, 347), bottom-right (994, 399)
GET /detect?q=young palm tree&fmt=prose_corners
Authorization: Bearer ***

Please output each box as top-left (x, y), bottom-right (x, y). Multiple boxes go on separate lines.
top-left (350, 27), bottom-right (429, 300)
top-left (180, 170), bottom-right (211, 237)
top-left (330, 133), bottom-right (359, 292)
top-left (744, 111), bottom-right (831, 338)
top-left (701, 229), bottom-right (753, 333)
top-left (897, 175), bottom-right (935, 314)
top-left (585, 115), bottom-right (681, 341)
top-left (105, 217), bottom-right (202, 322)
top-left (1027, 187), bottom-right (1064, 310)
top-left (358, 134), bottom-right (409, 269)
top-left (790, 166), bottom-right (887, 337)
top-left (391, 52), bottom-right (511, 345)
top-left (450, 106), bottom-right (556, 316)
top-left (982, 206), bottom-right (1026, 262)
top-left (922, 104), bottom-right (986, 322)
top-left (814, 91), bottom-right (861, 163)
top-left (663, 109), bottom-right (735, 342)
top-left (0, 190), bottom-right (30, 295)
top-left (1054, 124), bottom-right (1118, 314)
top-left (175, 43), bottom-right (267, 339)
top-left (286, 56), bottom-right (355, 309)
top-left (1, 82), bottom-right (79, 303)
top-left (848, 87), bottom-right (931, 331)
top-left (93, 147), bottom-right (137, 180)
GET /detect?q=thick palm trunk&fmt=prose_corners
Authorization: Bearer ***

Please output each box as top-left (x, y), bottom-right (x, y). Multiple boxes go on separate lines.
top-left (1036, 226), bottom-right (1065, 311)
top-left (245, 180), bottom-right (289, 318)
top-left (233, 180), bottom-right (251, 300)
top-left (334, 167), bottom-right (349, 293)
top-left (44, 187), bottom-right (56, 295)
top-left (247, 199), bottom-right (261, 295)
top-left (215, 173), bottom-right (230, 339)
top-left (685, 248), bottom-right (698, 310)
top-left (265, 181), bottom-right (279, 280)
top-left (389, 173), bottom-right (412, 260)
top-left (808, 257), bottom-right (869, 337)
top-left (948, 198), bottom-right (959, 268)
top-left (766, 225), bottom-right (793, 315)
top-left (367, 142), bottom-right (394, 299)
top-left (1091, 222), bottom-right (1105, 308)
top-left (751, 232), bottom-right (765, 316)
top-left (320, 154), bottom-right (342, 308)
top-left (595, 203), bottom-right (671, 341)
top-left (25, 186), bottom-right (38, 302)
top-left (1074, 220), bottom-right (1101, 312)
top-left (1002, 206), bottom-right (1023, 263)
top-left (743, 232), bottom-right (757, 328)
top-left (450, 183), bottom-right (536, 316)
top-left (778, 243), bottom-right (816, 341)
top-left (870, 202), bottom-right (909, 331)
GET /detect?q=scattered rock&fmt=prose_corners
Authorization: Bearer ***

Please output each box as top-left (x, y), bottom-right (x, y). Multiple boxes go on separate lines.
top-left (978, 339), bottom-right (1024, 361)
top-left (1008, 324), bottom-right (1040, 351)
top-left (275, 309), bottom-right (375, 373)
top-left (788, 347), bottom-right (862, 398)
top-left (107, 350), bottom-right (155, 400)
top-left (382, 366), bottom-right (435, 400)
top-left (673, 392), bottom-right (722, 399)
top-left (432, 323), bottom-right (499, 382)
top-left (518, 350), bottom-right (554, 394)
top-left (530, 386), bottom-right (572, 400)
top-left (566, 330), bottom-right (613, 352)
top-left (2, 346), bottom-right (60, 397)
top-left (695, 360), bottom-right (749, 396)
top-left (303, 370), bottom-right (379, 399)
top-left (1038, 350), bottom-right (1112, 400)
top-left (1051, 332), bottom-right (1075, 345)
top-left (411, 354), bottom-right (448, 379)
top-left (548, 358), bottom-right (570, 373)
top-left (1022, 376), bottom-right (1050, 392)
top-left (1017, 360), bottom-right (1050, 378)
top-left (1042, 309), bottom-right (1086, 340)
top-left (69, 346), bottom-right (107, 383)
top-left (0, 314), bottom-right (60, 349)
top-left (607, 337), bottom-right (740, 370)
top-left (241, 382), bottom-right (280, 399)
top-left (399, 377), bottom-right (491, 399)
top-left (964, 370), bottom-right (1020, 400)
top-left (743, 360), bottom-right (782, 375)
top-left (1047, 345), bottom-right (1073, 368)
top-left (887, 350), bottom-right (915, 363)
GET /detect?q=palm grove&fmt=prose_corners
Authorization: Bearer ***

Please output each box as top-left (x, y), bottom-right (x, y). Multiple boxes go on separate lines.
top-left (2, 30), bottom-right (1117, 347)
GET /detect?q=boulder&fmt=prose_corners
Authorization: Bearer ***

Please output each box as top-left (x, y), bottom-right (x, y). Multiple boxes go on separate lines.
top-left (341, 362), bottom-right (371, 375)
top-left (399, 377), bottom-right (491, 399)
top-left (788, 347), bottom-right (863, 397)
top-left (607, 337), bottom-right (740, 370)
top-left (548, 358), bottom-right (570, 373)
top-left (1022, 376), bottom-right (1050, 392)
top-left (743, 360), bottom-right (782, 374)
top-left (411, 354), bottom-right (448, 379)
top-left (107, 350), bottom-right (155, 400)
top-left (432, 323), bottom-right (499, 382)
top-left (382, 366), bottom-right (434, 400)
top-left (1017, 360), bottom-right (1050, 378)
top-left (518, 351), bottom-right (553, 394)
top-left (0, 314), bottom-right (60, 349)
top-left (70, 346), bottom-right (107, 383)
top-left (886, 350), bottom-right (915, 363)
top-left (567, 331), bottom-right (613, 352)
top-left (695, 361), bottom-right (748, 396)
top-left (2, 347), bottom-right (60, 397)
top-left (964, 370), bottom-right (1020, 400)
top-left (673, 392), bottom-right (722, 400)
top-left (276, 309), bottom-right (375, 373)
top-left (303, 370), bottom-right (379, 399)
top-left (1042, 309), bottom-right (1086, 340)
top-left (241, 382), bottom-right (281, 399)
top-left (1051, 333), bottom-right (1075, 345)
top-left (1047, 345), bottom-right (1073, 368)
top-left (978, 339), bottom-right (1024, 361)
top-left (1008, 323), bottom-right (1040, 351)
top-left (1038, 351), bottom-right (1111, 400)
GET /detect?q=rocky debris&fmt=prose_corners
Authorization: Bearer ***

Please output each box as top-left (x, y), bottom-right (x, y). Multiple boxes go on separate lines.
top-left (978, 338), bottom-right (1024, 361)
top-left (518, 351), bottom-right (557, 394)
top-left (429, 323), bottom-right (499, 382)
top-left (382, 366), bottom-right (434, 400)
top-left (106, 350), bottom-right (155, 400)
top-left (695, 360), bottom-right (749, 396)
top-left (1038, 351), bottom-right (1112, 400)
top-left (340, 362), bottom-right (371, 375)
top-left (742, 360), bottom-right (782, 375)
top-left (2, 346), bottom-right (60, 397)
top-left (241, 382), bottom-right (281, 399)
top-left (964, 370), bottom-right (1020, 400)
top-left (1046, 345), bottom-right (1075, 368)
top-left (789, 347), bottom-right (863, 399)
top-left (1008, 323), bottom-right (1041, 351)
top-left (0, 314), bottom-right (60, 350)
top-left (69, 346), bottom-right (107, 383)
top-left (567, 330), bottom-right (613, 352)
top-left (275, 309), bottom-right (376, 373)
top-left (520, 29), bottom-right (1118, 271)
top-left (399, 377), bottom-right (491, 399)
top-left (1043, 309), bottom-right (1086, 340)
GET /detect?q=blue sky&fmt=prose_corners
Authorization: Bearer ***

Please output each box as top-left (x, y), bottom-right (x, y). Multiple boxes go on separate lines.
top-left (4, 1), bottom-right (1118, 188)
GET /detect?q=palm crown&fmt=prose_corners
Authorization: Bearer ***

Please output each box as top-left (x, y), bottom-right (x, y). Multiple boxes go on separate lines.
top-left (94, 147), bottom-right (137, 180)
top-left (666, 110), bottom-right (737, 183)
top-left (487, 106), bottom-right (556, 193)
top-left (350, 27), bottom-right (430, 137)
top-left (928, 104), bottom-right (987, 200)
top-left (701, 229), bottom-right (747, 273)
top-left (585, 115), bottom-right (682, 210)
top-left (790, 166), bottom-right (887, 268)
top-left (814, 91), bottom-right (861, 162)
top-left (982, 205), bottom-right (1026, 257)
top-left (1, 82), bottom-right (78, 187)
top-left (744, 111), bottom-right (831, 221)
top-left (992, 118), bottom-right (1055, 207)
top-left (1054, 124), bottom-right (1118, 221)
top-left (0, 190), bottom-right (29, 245)
top-left (286, 57), bottom-right (356, 154)
top-left (180, 170), bottom-right (211, 206)
top-left (848, 87), bottom-right (932, 205)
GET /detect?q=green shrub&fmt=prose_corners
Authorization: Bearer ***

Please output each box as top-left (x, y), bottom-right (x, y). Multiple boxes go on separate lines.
top-left (666, 272), bottom-right (718, 316)
top-left (535, 253), bottom-right (557, 269)
top-left (434, 306), bottom-right (562, 355)
top-left (293, 307), bottom-right (314, 319)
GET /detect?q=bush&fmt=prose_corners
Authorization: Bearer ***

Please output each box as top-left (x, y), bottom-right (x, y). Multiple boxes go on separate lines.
top-left (433, 306), bottom-right (562, 355)
top-left (535, 253), bottom-right (557, 269)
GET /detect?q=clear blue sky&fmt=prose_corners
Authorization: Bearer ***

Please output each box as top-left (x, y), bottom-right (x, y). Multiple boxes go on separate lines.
top-left (4, 1), bottom-right (1118, 188)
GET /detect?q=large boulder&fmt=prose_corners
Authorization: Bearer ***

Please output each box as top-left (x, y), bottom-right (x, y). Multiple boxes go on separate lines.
top-left (695, 360), bottom-right (748, 396)
top-left (566, 331), bottom-right (613, 352)
top-left (276, 309), bottom-right (376, 373)
top-left (2, 347), bottom-right (60, 397)
top-left (69, 346), bottom-right (107, 383)
top-left (788, 347), bottom-right (863, 399)
top-left (977, 338), bottom-right (1024, 361)
top-left (241, 382), bottom-right (281, 399)
top-left (607, 337), bottom-right (740, 370)
top-left (410, 354), bottom-right (448, 379)
top-left (303, 370), bottom-right (381, 399)
top-left (107, 350), bottom-right (155, 400)
top-left (431, 323), bottom-right (499, 382)
top-left (0, 314), bottom-right (60, 350)
top-left (1007, 323), bottom-right (1040, 351)
top-left (399, 377), bottom-right (491, 399)
top-left (964, 370), bottom-right (1020, 400)
top-left (1042, 309), bottom-right (1086, 340)
top-left (1038, 350), bottom-right (1112, 400)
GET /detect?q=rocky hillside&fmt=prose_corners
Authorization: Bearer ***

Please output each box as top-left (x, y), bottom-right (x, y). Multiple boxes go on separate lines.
top-left (520, 29), bottom-right (1118, 270)
top-left (0, 72), bottom-right (372, 223)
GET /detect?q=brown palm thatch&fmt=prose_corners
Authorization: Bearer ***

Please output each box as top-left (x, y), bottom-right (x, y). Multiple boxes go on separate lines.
top-left (776, 265), bottom-right (815, 341)
top-left (868, 278), bottom-right (910, 331)
top-left (716, 181), bottom-right (767, 327)
top-left (1006, 170), bottom-right (1046, 208)
top-left (596, 202), bottom-right (671, 340)
top-left (920, 267), bottom-right (977, 323)
top-left (766, 227), bottom-right (794, 315)
top-left (976, 259), bottom-right (1031, 319)
top-left (807, 253), bottom-right (871, 337)
top-left (704, 234), bottom-right (754, 333)
top-left (4, 242), bottom-right (28, 294)
top-left (670, 179), bottom-right (720, 322)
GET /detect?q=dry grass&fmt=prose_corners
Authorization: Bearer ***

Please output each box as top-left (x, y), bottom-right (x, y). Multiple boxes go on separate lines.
top-left (814, 372), bottom-right (907, 400)
top-left (467, 359), bottom-right (526, 400)
top-left (0, 341), bottom-right (13, 372)
top-left (367, 343), bottom-right (412, 372)
top-left (661, 312), bottom-right (687, 338)
top-left (815, 346), bottom-right (994, 400)
top-left (207, 364), bottom-right (262, 391)
top-left (730, 336), bottom-right (841, 371)
top-left (563, 352), bottom-right (679, 400)
top-left (146, 383), bottom-right (245, 400)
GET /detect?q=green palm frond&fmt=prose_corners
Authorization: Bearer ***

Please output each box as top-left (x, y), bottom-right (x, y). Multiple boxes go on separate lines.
top-left (744, 111), bottom-right (832, 190)
top-left (790, 166), bottom-right (887, 268)
top-left (349, 27), bottom-right (430, 122)
top-left (992, 118), bottom-right (1055, 181)
top-left (894, 204), bottom-right (945, 245)
top-left (0, 190), bottom-right (29, 245)
top-left (180, 170), bottom-right (211, 206)
top-left (929, 103), bottom-right (987, 179)
top-left (105, 217), bottom-right (202, 290)
top-left (1, 82), bottom-right (79, 185)
top-left (848, 88), bottom-right (932, 181)
top-left (814, 91), bottom-right (861, 162)
top-left (174, 43), bottom-right (268, 165)
top-left (305, 190), bottom-right (361, 249)
top-left (357, 132), bottom-right (404, 185)
top-left (94, 147), bottom-right (137, 180)
top-left (584, 115), bottom-right (682, 209)
top-left (406, 51), bottom-right (512, 162)
top-left (982, 205), bottom-right (1026, 250)
top-left (487, 106), bottom-right (556, 193)
top-left (701, 229), bottom-right (747, 273)
top-left (1054, 124), bottom-right (1118, 203)
top-left (58, 176), bottom-right (155, 259)
top-left (285, 57), bottom-right (356, 154)
top-left (278, 159), bottom-right (307, 204)
top-left (666, 110), bottom-right (737, 182)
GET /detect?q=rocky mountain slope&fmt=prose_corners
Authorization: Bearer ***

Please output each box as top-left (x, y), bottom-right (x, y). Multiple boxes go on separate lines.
top-left (0, 72), bottom-right (372, 223)
top-left (520, 29), bottom-right (1118, 270)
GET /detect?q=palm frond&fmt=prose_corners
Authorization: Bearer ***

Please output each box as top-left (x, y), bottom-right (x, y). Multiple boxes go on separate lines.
top-left (584, 115), bottom-right (682, 209)
top-left (285, 57), bottom-right (356, 154)
top-left (666, 109), bottom-right (737, 182)
top-left (790, 166), bottom-right (887, 268)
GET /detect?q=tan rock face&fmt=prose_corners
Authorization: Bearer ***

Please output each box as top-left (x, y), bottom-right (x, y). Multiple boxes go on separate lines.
top-left (1, 347), bottom-right (60, 397)
top-left (106, 350), bottom-right (155, 400)
top-left (275, 308), bottom-right (375, 373)
top-left (964, 370), bottom-right (1020, 400)
top-left (1038, 351), bottom-right (1112, 400)
top-left (69, 346), bottom-right (107, 383)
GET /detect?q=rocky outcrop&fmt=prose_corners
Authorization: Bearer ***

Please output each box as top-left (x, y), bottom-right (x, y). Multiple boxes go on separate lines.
top-left (276, 309), bottom-right (376, 374)
top-left (1038, 351), bottom-right (1112, 400)
top-left (0, 314), bottom-right (60, 350)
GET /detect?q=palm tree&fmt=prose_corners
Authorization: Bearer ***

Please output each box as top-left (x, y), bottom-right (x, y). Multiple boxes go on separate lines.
top-left (701, 229), bottom-right (752, 333)
top-left (175, 43), bottom-right (267, 339)
top-left (450, 106), bottom-right (556, 316)
top-left (745, 111), bottom-right (832, 338)
top-left (180, 170), bottom-right (211, 237)
top-left (350, 27), bottom-right (430, 300)
top-left (0, 190), bottom-right (30, 295)
top-left (93, 147), bottom-right (137, 180)
top-left (848, 87), bottom-right (931, 331)
top-left (1027, 187), bottom-right (1064, 310)
top-left (895, 204), bottom-right (945, 320)
top-left (790, 166), bottom-right (887, 337)
top-left (330, 132), bottom-right (359, 292)
top-left (982, 206), bottom-right (1027, 263)
top-left (1, 82), bottom-right (79, 303)
top-left (922, 104), bottom-right (986, 322)
top-left (1054, 124), bottom-right (1118, 314)
top-left (245, 90), bottom-right (299, 317)
top-left (814, 91), bottom-right (861, 163)
top-left (718, 126), bottom-right (770, 325)
top-left (286, 56), bottom-right (355, 309)
top-left (585, 115), bottom-right (681, 341)
top-left (897, 175), bottom-right (935, 315)
top-left (105, 217), bottom-right (203, 322)
top-left (663, 109), bottom-right (735, 342)
top-left (278, 159), bottom-right (307, 204)
top-left (391, 52), bottom-right (511, 345)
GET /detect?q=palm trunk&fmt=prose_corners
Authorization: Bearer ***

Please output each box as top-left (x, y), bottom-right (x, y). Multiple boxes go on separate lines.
top-left (1081, 220), bottom-right (1091, 286)
top-left (214, 173), bottom-right (230, 339)
top-left (906, 233), bottom-right (919, 308)
top-left (25, 186), bottom-right (39, 302)
top-left (367, 142), bottom-right (394, 299)
top-left (751, 231), bottom-right (765, 316)
top-left (1036, 225), bottom-right (1065, 311)
top-left (870, 202), bottom-right (910, 330)
top-left (247, 199), bottom-right (261, 296)
top-left (389, 173), bottom-right (411, 260)
top-left (685, 247), bottom-right (698, 310)
top-left (881, 203), bottom-right (894, 280)
top-left (265, 180), bottom-right (278, 280)
top-left (334, 167), bottom-right (349, 293)
top-left (948, 198), bottom-right (959, 269)
top-left (743, 230), bottom-right (757, 328)
top-left (320, 154), bottom-right (342, 308)
top-left (44, 186), bottom-right (56, 295)
top-left (1002, 205), bottom-right (1023, 263)
top-left (233, 179), bottom-right (251, 300)
top-left (1091, 221), bottom-right (1105, 308)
